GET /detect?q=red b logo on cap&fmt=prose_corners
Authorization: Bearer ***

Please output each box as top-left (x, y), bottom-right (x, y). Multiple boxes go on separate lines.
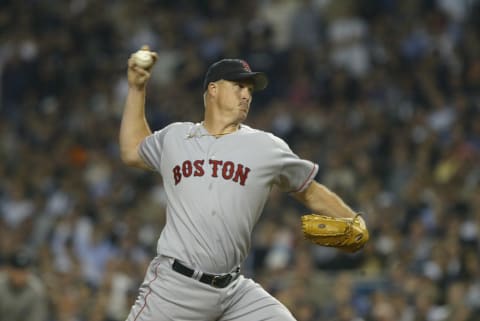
top-left (240, 60), bottom-right (251, 72)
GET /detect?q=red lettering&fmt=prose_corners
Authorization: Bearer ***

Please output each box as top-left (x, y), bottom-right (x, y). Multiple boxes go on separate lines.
top-left (182, 160), bottom-right (193, 177)
top-left (222, 161), bottom-right (235, 179)
top-left (174, 159), bottom-right (250, 186)
top-left (209, 159), bottom-right (223, 177)
top-left (233, 164), bottom-right (250, 186)
top-left (173, 165), bottom-right (182, 185)
top-left (193, 160), bottom-right (205, 176)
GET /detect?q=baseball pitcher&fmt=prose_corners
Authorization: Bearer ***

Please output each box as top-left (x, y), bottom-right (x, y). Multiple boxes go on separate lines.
top-left (120, 46), bottom-right (369, 321)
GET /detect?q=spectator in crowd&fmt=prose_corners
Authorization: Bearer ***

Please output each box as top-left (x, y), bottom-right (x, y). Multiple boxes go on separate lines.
top-left (0, 250), bottom-right (48, 321)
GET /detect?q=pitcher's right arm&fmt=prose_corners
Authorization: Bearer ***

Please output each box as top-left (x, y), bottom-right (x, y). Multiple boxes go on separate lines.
top-left (119, 46), bottom-right (157, 170)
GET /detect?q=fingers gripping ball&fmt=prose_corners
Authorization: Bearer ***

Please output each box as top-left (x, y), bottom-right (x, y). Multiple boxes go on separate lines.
top-left (301, 214), bottom-right (369, 252)
top-left (133, 49), bottom-right (154, 69)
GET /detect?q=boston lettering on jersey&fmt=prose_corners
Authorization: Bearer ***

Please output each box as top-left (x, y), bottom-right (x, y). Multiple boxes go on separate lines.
top-left (172, 159), bottom-right (251, 186)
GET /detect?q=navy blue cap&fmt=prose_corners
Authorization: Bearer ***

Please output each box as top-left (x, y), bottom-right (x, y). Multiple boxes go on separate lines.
top-left (8, 251), bottom-right (33, 269)
top-left (203, 59), bottom-right (268, 92)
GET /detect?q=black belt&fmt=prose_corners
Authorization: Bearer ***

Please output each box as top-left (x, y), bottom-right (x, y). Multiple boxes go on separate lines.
top-left (172, 259), bottom-right (239, 288)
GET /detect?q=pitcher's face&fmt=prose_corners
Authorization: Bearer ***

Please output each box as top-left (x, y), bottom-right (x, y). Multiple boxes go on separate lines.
top-left (215, 80), bottom-right (254, 121)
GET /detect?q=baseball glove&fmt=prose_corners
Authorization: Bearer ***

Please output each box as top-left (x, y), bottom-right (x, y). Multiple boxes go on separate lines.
top-left (301, 214), bottom-right (369, 252)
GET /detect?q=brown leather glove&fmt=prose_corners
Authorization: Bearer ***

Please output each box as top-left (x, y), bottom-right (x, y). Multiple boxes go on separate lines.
top-left (301, 214), bottom-right (369, 252)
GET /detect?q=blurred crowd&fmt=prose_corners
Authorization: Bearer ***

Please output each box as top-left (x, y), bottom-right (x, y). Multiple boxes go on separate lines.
top-left (1, 0), bottom-right (480, 320)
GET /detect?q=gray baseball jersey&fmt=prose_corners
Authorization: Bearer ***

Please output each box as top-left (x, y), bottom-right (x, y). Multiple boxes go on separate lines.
top-left (139, 122), bottom-right (318, 274)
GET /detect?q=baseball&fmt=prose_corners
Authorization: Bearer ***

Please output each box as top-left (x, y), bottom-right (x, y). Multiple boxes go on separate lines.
top-left (133, 49), bottom-right (154, 69)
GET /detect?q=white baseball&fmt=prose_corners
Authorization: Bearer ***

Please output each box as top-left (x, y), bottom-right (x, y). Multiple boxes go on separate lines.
top-left (133, 50), bottom-right (154, 69)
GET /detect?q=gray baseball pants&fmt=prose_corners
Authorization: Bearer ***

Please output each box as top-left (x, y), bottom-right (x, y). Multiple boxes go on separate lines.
top-left (125, 255), bottom-right (296, 321)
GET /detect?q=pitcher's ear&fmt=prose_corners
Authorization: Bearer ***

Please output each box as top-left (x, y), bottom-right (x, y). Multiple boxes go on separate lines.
top-left (208, 82), bottom-right (218, 96)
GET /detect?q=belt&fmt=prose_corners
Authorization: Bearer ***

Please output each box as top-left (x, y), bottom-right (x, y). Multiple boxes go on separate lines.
top-left (172, 259), bottom-right (239, 288)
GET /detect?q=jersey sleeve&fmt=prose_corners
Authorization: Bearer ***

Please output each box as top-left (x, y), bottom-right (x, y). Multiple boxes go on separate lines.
top-left (138, 122), bottom-right (179, 171)
top-left (270, 135), bottom-right (319, 193)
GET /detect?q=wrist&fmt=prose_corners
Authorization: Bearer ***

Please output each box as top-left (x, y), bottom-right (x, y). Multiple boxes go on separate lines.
top-left (128, 84), bottom-right (147, 93)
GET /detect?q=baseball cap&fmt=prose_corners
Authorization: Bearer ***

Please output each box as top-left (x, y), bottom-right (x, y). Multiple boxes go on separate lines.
top-left (203, 59), bottom-right (268, 92)
top-left (8, 250), bottom-right (33, 269)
